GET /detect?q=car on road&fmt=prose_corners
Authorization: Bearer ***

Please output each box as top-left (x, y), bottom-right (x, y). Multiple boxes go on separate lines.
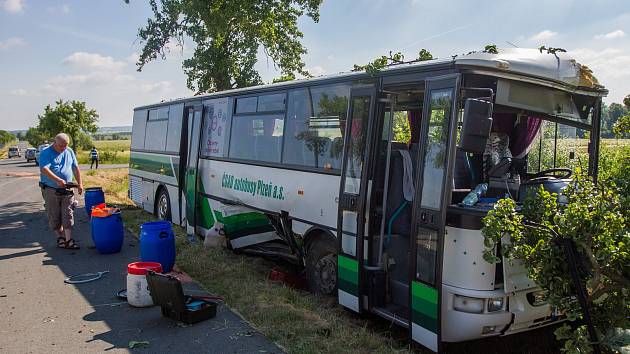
top-left (8, 146), bottom-right (21, 158)
top-left (35, 144), bottom-right (49, 166)
top-left (25, 148), bottom-right (37, 163)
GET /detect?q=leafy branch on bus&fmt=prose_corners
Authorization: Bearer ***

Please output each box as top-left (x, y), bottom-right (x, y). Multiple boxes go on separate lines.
top-left (482, 171), bottom-right (630, 354)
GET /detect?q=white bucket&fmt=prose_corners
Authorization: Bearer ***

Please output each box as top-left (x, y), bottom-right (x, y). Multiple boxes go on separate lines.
top-left (126, 262), bottom-right (162, 307)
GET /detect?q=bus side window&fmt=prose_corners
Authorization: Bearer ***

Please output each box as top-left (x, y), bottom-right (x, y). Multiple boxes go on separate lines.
top-left (229, 114), bottom-right (284, 163)
top-left (282, 84), bottom-right (350, 170)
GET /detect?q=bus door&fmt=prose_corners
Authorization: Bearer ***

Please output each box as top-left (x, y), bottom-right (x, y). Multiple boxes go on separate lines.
top-left (410, 75), bottom-right (460, 352)
top-left (181, 105), bottom-right (203, 237)
top-left (337, 87), bottom-right (379, 313)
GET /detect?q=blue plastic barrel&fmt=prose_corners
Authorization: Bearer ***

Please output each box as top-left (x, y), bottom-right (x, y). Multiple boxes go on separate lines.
top-left (91, 211), bottom-right (124, 254)
top-left (84, 187), bottom-right (105, 217)
top-left (139, 221), bottom-right (176, 273)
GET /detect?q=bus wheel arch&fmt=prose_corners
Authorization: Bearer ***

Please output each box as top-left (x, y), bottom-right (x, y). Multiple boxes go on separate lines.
top-left (154, 185), bottom-right (172, 222)
top-left (304, 229), bottom-right (337, 295)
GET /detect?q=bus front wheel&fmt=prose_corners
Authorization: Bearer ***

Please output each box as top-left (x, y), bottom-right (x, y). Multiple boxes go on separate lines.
top-left (306, 239), bottom-right (337, 295)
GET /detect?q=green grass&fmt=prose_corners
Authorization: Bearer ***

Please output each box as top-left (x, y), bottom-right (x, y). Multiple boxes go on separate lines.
top-left (76, 140), bottom-right (130, 165)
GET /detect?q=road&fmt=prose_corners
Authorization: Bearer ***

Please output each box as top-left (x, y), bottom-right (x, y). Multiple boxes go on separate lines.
top-left (0, 158), bottom-right (281, 353)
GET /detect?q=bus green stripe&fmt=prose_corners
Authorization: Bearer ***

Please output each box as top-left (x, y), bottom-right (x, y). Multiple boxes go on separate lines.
top-left (412, 296), bottom-right (438, 319)
top-left (338, 278), bottom-right (358, 295)
top-left (412, 281), bottom-right (438, 304)
top-left (338, 255), bottom-right (358, 272)
top-left (130, 153), bottom-right (178, 177)
top-left (411, 310), bottom-right (438, 333)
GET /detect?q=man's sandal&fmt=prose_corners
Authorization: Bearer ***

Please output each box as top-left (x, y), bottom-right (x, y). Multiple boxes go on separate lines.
top-left (57, 236), bottom-right (66, 248)
top-left (63, 239), bottom-right (80, 250)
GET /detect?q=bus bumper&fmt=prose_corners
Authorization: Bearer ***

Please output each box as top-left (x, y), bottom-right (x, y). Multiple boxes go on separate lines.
top-left (441, 284), bottom-right (559, 342)
top-left (441, 284), bottom-right (512, 342)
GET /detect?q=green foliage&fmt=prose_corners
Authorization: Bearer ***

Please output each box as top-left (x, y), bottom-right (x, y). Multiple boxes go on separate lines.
top-left (392, 111), bottom-right (411, 143)
top-left (353, 51), bottom-right (404, 75)
top-left (25, 126), bottom-right (50, 147)
top-left (353, 49), bottom-right (434, 75)
top-left (75, 131), bottom-right (94, 150)
top-left (612, 95), bottom-right (630, 138)
top-left (133, 0), bottom-right (322, 93)
top-left (483, 44), bottom-right (499, 54)
top-left (417, 48), bottom-right (433, 61)
top-left (272, 72), bottom-right (296, 83)
top-left (35, 99), bottom-right (99, 152)
top-left (482, 173), bottom-right (629, 353)
top-left (0, 130), bottom-right (15, 145)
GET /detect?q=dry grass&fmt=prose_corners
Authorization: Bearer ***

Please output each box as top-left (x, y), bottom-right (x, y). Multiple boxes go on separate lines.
top-left (80, 168), bottom-right (420, 354)
top-left (0, 140), bottom-right (17, 159)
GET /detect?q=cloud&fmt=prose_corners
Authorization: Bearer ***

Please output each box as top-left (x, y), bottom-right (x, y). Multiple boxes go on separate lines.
top-left (0, 37), bottom-right (25, 50)
top-left (1, 0), bottom-right (24, 13)
top-left (570, 47), bottom-right (630, 103)
top-left (126, 52), bottom-right (140, 64)
top-left (62, 52), bottom-right (127, 71)
top-left (46, 4), bottom-right (70, 14)
top-left (39, 23), bottom-right (130, 49)
top-left (529, 30), bottom-right (558, 42)
top-left (308, 66), bottom-right (326, 76)
top-left (9, 88), bottom-right (28, 96)
top-left (595, 30), bottom-right (625, 40)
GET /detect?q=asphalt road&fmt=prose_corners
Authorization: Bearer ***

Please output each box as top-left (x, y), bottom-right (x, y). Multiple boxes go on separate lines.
top-left (0, 158), bottom-right (281, 353)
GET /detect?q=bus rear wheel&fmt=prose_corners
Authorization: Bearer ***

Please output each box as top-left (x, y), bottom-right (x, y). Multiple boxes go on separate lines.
top-left (306, 239), bottom-right (337, 295)
top-left (155, 188), bottom-right (172, 222)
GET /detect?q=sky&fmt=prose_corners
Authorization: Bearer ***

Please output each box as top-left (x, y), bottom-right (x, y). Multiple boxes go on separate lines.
top-left (1, 0), bottom-right (629, 130)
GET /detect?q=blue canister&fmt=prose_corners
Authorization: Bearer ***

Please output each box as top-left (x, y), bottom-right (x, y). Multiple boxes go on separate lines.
top-left (84, 187), bottom-right (105, 217)
top-left (91, 210), bottom-right (124, 254)
top-left (139, 221), bottom-right (176, 273)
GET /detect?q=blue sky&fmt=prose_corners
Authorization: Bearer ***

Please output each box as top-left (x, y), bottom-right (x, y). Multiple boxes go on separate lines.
top-left (1, 0), bottom-right (629, 130)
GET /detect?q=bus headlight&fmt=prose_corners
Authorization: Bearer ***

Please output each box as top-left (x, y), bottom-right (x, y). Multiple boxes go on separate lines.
top-left (453, 295), bottom-right (484, 314)
top-left (487, 297), bottom-right (504, 312)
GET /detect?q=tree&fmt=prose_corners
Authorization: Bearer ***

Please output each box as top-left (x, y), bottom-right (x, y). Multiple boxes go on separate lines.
top-left (613, 94), bottom-right (630, 138)
top-left (482, 174), bottom-right (629, 353)
top-left (604, 103), bottom-right (627, 138)
top-left (37, 100), bottom-right (99, 152)
top-left (132, 0), bottom-right (323, 93)
top-left (0, 130), bottom-right (15, 146)
top-left (352, 49), bottom-right (433, 75)
top-left (25, 127), bottom-right (49, 147)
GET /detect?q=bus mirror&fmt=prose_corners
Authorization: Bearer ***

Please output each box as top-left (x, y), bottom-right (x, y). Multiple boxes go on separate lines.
top-left (459, 98), bottom-right (493, 154)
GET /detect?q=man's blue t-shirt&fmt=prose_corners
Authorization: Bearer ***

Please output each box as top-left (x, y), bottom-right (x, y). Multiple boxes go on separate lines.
top-left (39, 145), bottom-right (79, 187)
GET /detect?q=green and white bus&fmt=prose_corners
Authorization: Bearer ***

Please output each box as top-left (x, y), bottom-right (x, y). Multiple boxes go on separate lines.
top-left (129, 48), bottom-right (606, 352)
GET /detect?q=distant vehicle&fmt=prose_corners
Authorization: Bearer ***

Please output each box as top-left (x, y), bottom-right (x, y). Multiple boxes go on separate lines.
top-left (25, 148), bottom-right (37, 163)
top-left (35, 144), bottom-right (49, 166)
top-left (8, 146), bottom-right (20, 158)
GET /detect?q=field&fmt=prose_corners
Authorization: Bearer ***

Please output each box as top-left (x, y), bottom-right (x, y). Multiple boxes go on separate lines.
top-left (76, 139), bottom-right (130, 165)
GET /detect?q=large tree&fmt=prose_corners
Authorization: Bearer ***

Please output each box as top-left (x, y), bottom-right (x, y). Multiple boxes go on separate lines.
top-left (133, 0), bottom-right (323, 94)
top-left (37, 100), bottom-right (98, 152)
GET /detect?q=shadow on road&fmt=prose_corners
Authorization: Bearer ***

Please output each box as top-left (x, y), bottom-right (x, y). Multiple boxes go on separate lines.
top-left (0, 199), bottom-right (280, 353)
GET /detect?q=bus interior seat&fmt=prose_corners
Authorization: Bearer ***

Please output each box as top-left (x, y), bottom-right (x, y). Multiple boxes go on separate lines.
top-left (452, 149), bottom-right (474, 203)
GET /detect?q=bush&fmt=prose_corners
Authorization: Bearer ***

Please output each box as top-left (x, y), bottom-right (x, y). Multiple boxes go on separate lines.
top-left (482, 173), bottom-right (629, 353)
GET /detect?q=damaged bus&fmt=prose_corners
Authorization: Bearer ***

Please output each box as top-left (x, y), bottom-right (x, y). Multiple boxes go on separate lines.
top-left (128, 48), bottom-right (606, 352)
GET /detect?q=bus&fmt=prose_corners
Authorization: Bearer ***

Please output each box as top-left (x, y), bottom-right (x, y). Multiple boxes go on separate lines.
top-left (128, 48), bottom-right (606, 352)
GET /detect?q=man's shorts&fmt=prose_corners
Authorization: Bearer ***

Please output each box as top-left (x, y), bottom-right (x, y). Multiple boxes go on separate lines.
top-left (41, 187), bottom-right (75, 230)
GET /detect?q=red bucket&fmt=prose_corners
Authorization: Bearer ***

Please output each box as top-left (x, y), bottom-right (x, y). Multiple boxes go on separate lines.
top-left (128, 262), bottom-right (162, 275)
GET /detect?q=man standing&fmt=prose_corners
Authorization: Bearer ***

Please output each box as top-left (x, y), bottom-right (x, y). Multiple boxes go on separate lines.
top-left (90, 146), bottom-right (99, 169)
top-left (39, 133), bottom-right (84, 249)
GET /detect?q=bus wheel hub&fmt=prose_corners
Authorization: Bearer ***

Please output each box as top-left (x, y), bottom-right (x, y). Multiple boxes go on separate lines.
top-left (314, 255), bottom-right (337, 294)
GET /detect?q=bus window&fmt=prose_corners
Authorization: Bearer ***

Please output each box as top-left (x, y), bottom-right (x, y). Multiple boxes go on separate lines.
top-left (282, 84), bottom-right (350, 170)
top-left (235, 96), bottom-right (257, 114)
top-left (527, 121), bottom-right (580, 173)
top-left (165, 103), bottom-right (184, 153)
top-left (257, 93), bottom-right (286, 112)
top-left (229, 114), bottom-right (284, 163)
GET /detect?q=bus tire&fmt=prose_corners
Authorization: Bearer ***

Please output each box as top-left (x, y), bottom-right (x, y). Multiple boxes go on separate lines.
top-left (306, 238), bottom-right (337, 295)
top-left (155, 187), bottom-right (172, 222)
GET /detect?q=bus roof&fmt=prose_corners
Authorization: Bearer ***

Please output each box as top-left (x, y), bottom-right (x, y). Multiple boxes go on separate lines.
top-left (135, 48), bottom-right (607, 110)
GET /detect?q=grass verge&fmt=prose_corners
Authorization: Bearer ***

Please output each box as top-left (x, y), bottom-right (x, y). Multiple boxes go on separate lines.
top-left (76, 140), bottom-right (130, 165)
top-left (82, 168), bottom-right (418, 354)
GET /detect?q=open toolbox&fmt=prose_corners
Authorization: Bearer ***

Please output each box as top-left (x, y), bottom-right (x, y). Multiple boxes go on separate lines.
top-left (146, 271), bottom-right (217, 324)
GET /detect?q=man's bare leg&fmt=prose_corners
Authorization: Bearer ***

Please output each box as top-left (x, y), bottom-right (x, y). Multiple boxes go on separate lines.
top-left (64, 228), bottom-right (72, 242)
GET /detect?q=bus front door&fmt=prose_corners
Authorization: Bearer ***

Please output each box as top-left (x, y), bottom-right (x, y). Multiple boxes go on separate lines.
top-left (182, 105), bottom-right (203, 237)
top-left (410, 75), bottom-right (460, 353)
top-left (337, 87), bottom-right (378, 313)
